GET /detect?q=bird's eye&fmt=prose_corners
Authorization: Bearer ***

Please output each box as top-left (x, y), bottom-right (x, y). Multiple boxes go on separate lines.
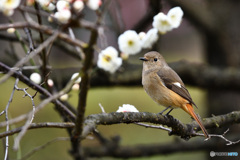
top-left (154, 58), bottom-right (158, 62)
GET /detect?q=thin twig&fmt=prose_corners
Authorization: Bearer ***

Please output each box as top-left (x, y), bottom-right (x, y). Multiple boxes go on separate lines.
top-left (0, 32), bottom-right (59, 84)
top-left (13, 72), bottom-right (78, 150)
top-left (0, 122), bottom-right (75, 138)
top-left (209, 129), bottom-right (240, 145)
top-left (68, 27), bottom-right (85, 60)
top-left (2, 77), bottom-right (20, 160)
top-left (0, 110), bottom-right (5, 116)
top-left (0, 21), bottom-right (87, 48)
top-left (98, 103), bottom-right (106, 113)
top-left (14, 85), bottom-right (37, 124)
top-left (134, 122), bottom-right (171, 132)
top-left (11, 20), bottom-right (36, 66)
top-left (23, 27), bottom-right (35, 52)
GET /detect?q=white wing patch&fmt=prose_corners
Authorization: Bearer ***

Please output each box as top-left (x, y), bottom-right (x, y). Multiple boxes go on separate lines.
top-left (173, 82), bottom-right (181, 88)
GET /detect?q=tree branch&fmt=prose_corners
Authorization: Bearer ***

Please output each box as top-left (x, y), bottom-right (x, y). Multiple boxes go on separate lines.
top-left (82, 111), bottom-right (240, 140)
top-left (0, 62), bottom-right (76, 122)
top-left (83, 134), bottom-right (240, 158)
top-left (1, 111), bottom-right (240, 140)
top-left (0, 122), bottom-right (75, 138)
top-left (0, 21), bottom-right (87, 49)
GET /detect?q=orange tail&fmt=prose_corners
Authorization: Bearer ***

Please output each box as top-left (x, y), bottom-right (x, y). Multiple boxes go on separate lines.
top-left (183, 103), bottom-right (209, 138)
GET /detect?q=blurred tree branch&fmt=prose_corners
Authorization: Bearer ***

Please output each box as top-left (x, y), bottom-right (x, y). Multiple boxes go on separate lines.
top-left (91, 60), bottom-right (240, 91)
top-left (133, 0), bottom-right (162, 32)
top-left (0, 21), bottom-right (86, 49)
top-left (167, 0), bottom-right (217, 33)
top-left (84, 135), bottom-right (240, 158)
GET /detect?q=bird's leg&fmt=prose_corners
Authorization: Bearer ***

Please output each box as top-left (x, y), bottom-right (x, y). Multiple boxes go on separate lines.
top-left (166, 108), bottom-right (173, 115)
top-left (159, 106), bottom-right (172, 115)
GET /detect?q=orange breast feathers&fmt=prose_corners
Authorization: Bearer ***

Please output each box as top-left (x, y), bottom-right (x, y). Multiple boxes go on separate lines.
top-left (143, 72), bottom-right (189, 108)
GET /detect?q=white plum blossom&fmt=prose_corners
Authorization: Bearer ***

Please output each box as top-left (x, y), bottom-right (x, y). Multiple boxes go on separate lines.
top-left (47, 79), bottom-right (54, 87)
top-left (36, 0), bottom-right (55, 11)
top-left (36, 0), bottom-right (49, 7)
top-left (2, 9), bottom-right (14, 16)
top-left (0, 0), bottom-right (20, 16)
top-left (54, 0), bottom-right (71, 24)
top-left (167, 7), bottom-right (184, 28)
top-left (153, 12), bottom-right (172, 34)
top-left (0, 0), bottom-right (20, 9)
top-left (56, 0), bottom-right (70, 11)
top-left (71, 72), bottom-right (81, 83)
top-left (30, 73), bottom-right (42, 84)
top-left (7, 28), bottom-right (15, 34)
top-left (138, 32), bottom-right (146, 40)
top-left (153, 7), bottom-right (184, 34)
top-left (47, 3), bottom-right (55, 11)
top-left (54, 9), bottom-right (71, 24)
top-left (73, 0), bottom-right (84, 12)
top-left (97, 46), bottom-right (122, 74)
top-left (87, 0), bottom-right (102, 10)
top-left (72, 83), bottom-right (80, 91)
top-left (60, 94), bottom-right (69, 101)
top-left (116, 104), bottom-right (139, 113)
top-left (141, 28), bottom-right (159, 49)
top-left (118, 30), bottom-right (141, 55)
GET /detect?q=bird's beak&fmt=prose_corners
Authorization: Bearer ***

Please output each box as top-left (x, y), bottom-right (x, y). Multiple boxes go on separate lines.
top-left (139, 57), bottom-right (148, 61)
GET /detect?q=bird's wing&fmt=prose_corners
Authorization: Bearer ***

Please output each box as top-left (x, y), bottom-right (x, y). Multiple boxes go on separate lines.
top-left (157, 67), bottom-right (197, 108)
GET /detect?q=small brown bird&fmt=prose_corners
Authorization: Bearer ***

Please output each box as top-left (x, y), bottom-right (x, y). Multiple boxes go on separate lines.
top-left (140, 51), bottom-right (209, 138)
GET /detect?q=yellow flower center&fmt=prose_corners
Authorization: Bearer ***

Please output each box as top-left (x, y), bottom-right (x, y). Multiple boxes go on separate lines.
top-left (161, 20), bottom-right (170, 26)
top-left (128, 40), bottom-right (134, 46)
top-left (6, 0), bottom-right (13, 6)
top-left (103, 55), bottom-right (112, 62)
top-left (170, 15), bottom-right (176, 21)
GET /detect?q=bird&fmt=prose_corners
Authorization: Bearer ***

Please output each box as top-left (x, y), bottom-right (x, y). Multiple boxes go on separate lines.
top-left (139, 51), bottom-right (209, 138)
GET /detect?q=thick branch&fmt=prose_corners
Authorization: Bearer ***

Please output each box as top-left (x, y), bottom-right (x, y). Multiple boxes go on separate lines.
top-left (71, 26), bottom-right (99, 160)
top-left (73, 29), bottom-right (98, 137)
top-left (82, 111), bottom-right (240, 139)
top-left (1, 111), bottom-right (240, 140)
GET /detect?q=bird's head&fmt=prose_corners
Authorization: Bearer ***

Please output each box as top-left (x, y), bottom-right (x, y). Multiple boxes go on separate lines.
top-left (139, 51), bottom-right (168, 70)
